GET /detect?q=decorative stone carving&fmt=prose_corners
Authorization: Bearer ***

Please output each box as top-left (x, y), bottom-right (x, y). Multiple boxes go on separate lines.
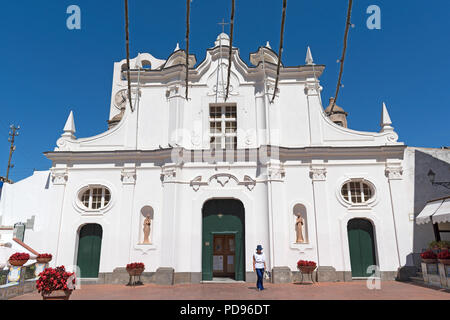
top-left (304, 80), bottom-right (323, 96)
top-left (51, 169), bottom-right (68, 185)
top-left (385, 166), bottom-right (403, 180)
top-left (214, 174), bottom-right (231, 187)
top-left (207, 64), bottom-right (239, 98)
top-left (190, 176), bottom-right (208, 191)
top-left (121, 168), bottom-right (136, 185)
top-left (266, 80), bottom-right (278, 98)
top-left (55, 138), bottom-right (70, 151)
top-left (268, 164), bottom-right (285, 181)
top-left (161, 166), bottom-right (177, 182)
top-left (189, 174), bottom-right (256, 191)
top-left (240, 175), bottom-right (257, 191)
top-left (191, 131), bottom-right (201, 147)
top-left (310, 167), bottom-right (327, 181)
top-left (166, 85), bottom-right (182, 99)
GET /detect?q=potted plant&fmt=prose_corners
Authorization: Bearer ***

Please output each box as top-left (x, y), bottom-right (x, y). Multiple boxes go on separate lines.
top-left (438, 241), bottom-right (450, 250)
top-left (297, 260), bottom-right (317, 273)
top-left (438, 250), bottom-right (450, 265)
top-left (420, 250), bottom-right (438, 263)
top-left (9, 253), bottom-right (30, 267)
top-left (429, 240), bottom-right (440, 251)
top-left (126, 262), bottom-right (145, 277)
top-left (126, 262), bottom-right (145, 286)
top-left (36, 266), bottom-right (76, 300)
top-left (36, 253), bottom-right (53, 264)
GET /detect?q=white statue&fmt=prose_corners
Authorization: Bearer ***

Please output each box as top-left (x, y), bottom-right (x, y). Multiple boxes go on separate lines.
top-left (295, 215), bottom-right (305, 243)
top-left (143, 216), bottom-right (152, 244)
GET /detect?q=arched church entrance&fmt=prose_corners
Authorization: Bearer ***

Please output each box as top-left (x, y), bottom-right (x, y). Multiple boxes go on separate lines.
top-left (347, 219), bottom-right (377, 278)
top-left (202, 199), bottom-right (245, 281)
top-left (76, 224), bottom-right (103, 278)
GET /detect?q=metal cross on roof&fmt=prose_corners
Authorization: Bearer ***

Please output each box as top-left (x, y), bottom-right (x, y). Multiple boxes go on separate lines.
top-left (218, 18), bottom-right (229, 33)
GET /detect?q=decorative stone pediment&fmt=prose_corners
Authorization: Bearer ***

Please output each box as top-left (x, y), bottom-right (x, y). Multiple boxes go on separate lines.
top-left (190, 173), bottom-right (256, 191)
top-left (206, 64), bottom-right (240, 98)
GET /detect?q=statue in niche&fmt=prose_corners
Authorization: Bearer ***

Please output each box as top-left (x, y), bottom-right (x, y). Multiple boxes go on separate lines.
top-left (143, 216), bottom-right (152, 244)
top-left (295, 215), bottom-right (305, 243)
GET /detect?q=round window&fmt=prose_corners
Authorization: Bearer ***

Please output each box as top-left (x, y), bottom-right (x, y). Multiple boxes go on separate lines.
top-left (79, 186), bottom-right (111, 210)
top-left (341, 181), bottom-right (374, 204)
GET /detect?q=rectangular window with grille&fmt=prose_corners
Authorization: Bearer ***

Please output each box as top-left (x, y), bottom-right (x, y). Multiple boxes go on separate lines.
top-left (209, 104), bottom-right (237, 150)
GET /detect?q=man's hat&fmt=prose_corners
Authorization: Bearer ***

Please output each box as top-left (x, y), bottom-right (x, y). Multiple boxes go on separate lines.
top-left (256, 245), bottom-right (263, 251)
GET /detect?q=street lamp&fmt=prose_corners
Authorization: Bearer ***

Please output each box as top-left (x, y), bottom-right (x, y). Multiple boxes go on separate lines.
top-left (428, 169), bottom-right (450, 190)
top-left (427, 170), bottom-right (436, 184)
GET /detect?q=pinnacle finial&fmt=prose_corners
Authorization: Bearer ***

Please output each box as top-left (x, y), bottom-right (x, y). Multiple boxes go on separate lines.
top-left (174, 43), bottom-right (180, 51)
top-left (266, 41), bottom-right (271, 49)
top-left (305, 46), bottom-right (314, 65)
top-left (135, 53), bottom-right (143, 69)
top-left (62, 111), bottom-right (76, 139)
top-left (380, 102), bottom-right (394, 132)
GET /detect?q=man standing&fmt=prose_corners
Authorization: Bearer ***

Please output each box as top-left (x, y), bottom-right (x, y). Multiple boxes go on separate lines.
top-left (253, 245), bottom-right (266, 291)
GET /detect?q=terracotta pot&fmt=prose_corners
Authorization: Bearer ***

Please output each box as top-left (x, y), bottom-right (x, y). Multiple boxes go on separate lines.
top-left (42, 290), bottom-right (72, 300)
top-left (9, 259), bottom-right (28, 267)
top-left (36, 257), bottom-right (52, 264)
top-left (298, 266), bottom-right (316, 274)
top-left (438, 259), bottom-right (450, 265)
top-left (127, 268), bottom-right (144, 277)
top-left (422, 258), bottom-right (438, 264)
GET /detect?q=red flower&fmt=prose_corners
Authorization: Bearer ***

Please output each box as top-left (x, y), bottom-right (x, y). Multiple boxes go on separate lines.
top-left (297, 260), bottom-right (317, 268)
top-left (37, 253), bottom-right (52, 259)
top-left (420, 250), bottom-right (437, 259)
top-left (126, 262), bottom-right (145, 270)
top-left (9, 252), bottom-right (30, 261)
top-left (438, 250), bottom-right (450, 259)
top-left (36, 265), bottom-right (76, 295)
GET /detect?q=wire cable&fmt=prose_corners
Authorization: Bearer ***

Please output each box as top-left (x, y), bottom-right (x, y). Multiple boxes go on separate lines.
top-left (225, 0), bottom-right (235, 102)
top-left (271, 0), bottom-right (287, 104)
top-left (329, 0), bottom-right (353, 115)
top-left (185, 0), bottom-right (191, 100)
top-left (124, 0), bottom-right (133, 111)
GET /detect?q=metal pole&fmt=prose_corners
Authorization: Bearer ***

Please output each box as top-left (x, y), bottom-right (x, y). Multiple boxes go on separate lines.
top-left (6, 125), bottom-right (20, 182)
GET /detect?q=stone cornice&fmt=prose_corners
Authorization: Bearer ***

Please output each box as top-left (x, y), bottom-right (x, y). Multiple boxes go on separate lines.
top-left (44, 145), bottom-right (407, 164)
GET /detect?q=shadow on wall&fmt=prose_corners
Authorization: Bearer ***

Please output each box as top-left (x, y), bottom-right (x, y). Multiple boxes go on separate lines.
top-left (413, 150), bottom-right (450, 266)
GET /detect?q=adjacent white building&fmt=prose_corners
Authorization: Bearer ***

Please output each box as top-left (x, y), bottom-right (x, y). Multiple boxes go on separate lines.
top-left (1, 33), bottom-right (439, 283)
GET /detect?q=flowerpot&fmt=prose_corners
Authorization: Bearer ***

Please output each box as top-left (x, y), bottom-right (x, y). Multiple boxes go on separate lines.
top-left (438, 259), bottom-right (450, 265)
top-left (422, 259), bottom-right (438, 264)
top-left (42, 290), bottom-right (72, 300)
top-left (36, 257), bottom-right (52, 264)
top-left (127, 268), bottom-right (144, 277)
top-left (9, 259), bottom-right (28, 267)
top-left (298, 266), bottom-right (316, 274)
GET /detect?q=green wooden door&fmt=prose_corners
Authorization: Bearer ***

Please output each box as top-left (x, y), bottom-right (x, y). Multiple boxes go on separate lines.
top-left (202, 199), bottom-right (245, 281)
top-left (347, 219), bottom-right (377, 277)
top-left (77, 224), bottom-right (103, 278)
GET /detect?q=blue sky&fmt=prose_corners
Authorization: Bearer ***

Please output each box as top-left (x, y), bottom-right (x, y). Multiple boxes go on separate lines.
top-left (0, 0), bottom-right (449, 182)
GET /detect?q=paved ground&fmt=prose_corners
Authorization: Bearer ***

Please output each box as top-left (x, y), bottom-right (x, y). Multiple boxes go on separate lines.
top-left (12, 281), bottom-right (450, 300)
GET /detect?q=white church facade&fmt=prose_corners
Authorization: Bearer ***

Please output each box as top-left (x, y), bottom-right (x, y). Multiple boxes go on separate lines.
top-left (0, 34), bottom-right (418, 283)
